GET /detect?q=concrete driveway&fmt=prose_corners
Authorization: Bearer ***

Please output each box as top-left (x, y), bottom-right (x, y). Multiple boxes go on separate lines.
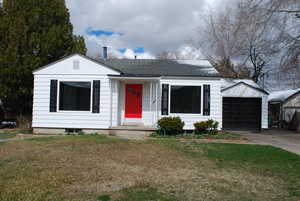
top-left (237, 130), bottom-right (300, 155)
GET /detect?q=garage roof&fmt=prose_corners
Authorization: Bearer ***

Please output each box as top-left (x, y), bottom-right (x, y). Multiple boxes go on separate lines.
top-left (221, 78), bottom-right (269, 94)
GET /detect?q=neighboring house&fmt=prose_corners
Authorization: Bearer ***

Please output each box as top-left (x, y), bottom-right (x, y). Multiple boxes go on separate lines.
top-left (268, 89), bottom-right (300, 128)
top-left (32, 53), bottom-right (268, 134)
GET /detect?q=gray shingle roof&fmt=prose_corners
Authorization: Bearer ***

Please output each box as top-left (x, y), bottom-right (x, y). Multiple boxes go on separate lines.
top-left (97, 59), bottom-right (219, 77)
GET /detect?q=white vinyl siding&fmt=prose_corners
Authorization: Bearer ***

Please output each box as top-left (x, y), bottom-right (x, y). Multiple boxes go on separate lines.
top-left (111, 79), bottom-right (119, 127)
top-left (32, 74), bottom-right (112, 129)
top-left (160, 78), bottom-right (222, 130)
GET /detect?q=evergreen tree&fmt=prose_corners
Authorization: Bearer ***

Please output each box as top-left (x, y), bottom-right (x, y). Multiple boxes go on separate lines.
top-left (0, 0), bottom-right (86, 115)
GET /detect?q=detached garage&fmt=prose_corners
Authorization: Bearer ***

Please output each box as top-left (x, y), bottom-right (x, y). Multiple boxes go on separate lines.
top-left (221, 79), bottom-right (269, 130)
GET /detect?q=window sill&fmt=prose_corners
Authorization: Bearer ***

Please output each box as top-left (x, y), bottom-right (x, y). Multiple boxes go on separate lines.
top-left (167, 113), bottom-right (204, 116)
top-left (57, 110), bottom-right (92, 113)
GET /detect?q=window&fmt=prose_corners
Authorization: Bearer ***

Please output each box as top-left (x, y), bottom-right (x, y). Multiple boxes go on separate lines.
top-left (170, 86), bottom-right (201, 114)
top-left (59, 82), bottom-right (91, 111)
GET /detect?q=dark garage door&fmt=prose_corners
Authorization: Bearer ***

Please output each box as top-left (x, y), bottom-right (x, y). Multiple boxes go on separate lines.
top-left (223, 97), bottom-right (262, 130)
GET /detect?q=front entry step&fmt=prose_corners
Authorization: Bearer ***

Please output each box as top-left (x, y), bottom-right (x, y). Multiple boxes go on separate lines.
top-left (122, 122), bottom-right (145, 127)
top-left (109, 126), bottom-right (156, 140)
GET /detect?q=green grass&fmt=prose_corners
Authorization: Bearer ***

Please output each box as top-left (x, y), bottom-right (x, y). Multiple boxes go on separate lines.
top-left (199, 143), bottom-right (300, 197)
top-left (116, 186), bottom-right (178, 201)
top-left (25, 136), bottom-right (61, 142)
top-left (0, 133), bottom-right (16, 140)
top-left (97, 194), bottom-right (111, 201)
top-left (156, 139), bottom-right (300, 198)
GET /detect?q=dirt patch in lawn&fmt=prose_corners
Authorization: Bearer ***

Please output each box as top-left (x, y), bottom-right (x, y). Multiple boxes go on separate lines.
top-left (0, 135), bottom-right (293, 201)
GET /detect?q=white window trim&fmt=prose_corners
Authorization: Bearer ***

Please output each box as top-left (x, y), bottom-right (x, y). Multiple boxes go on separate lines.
top-left (168, 84), bottom-right (204, 116)
top-left (56, 80), bottom-right (94, 113)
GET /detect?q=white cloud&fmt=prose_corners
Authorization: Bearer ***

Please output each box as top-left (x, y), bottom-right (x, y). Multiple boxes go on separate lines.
top-left (65, 0), bottom-right (210, 57)
top-left (86, 34), bottom-right (155, 59)
top-left (177, 45), bottom-right (204, 59)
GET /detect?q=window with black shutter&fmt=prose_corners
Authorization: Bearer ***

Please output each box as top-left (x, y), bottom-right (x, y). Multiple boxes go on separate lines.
top-left (161, 84), bottom-right (169, 115)
top-left (49, 80), bottom-right (58, 112)
top-left (92, 80), bottom-right (101, 113)
top-left (203, 85), bottom-right (211, 116)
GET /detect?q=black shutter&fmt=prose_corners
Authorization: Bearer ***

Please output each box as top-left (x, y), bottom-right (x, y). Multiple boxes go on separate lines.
top-left (161, 84), bottom-right (169, 115)
top-left (49, 80), bottom-right (58, 112)
top-left (92, 80), bottom-right (101, 113)
top-left (203, 85), bottom-right (211, 116)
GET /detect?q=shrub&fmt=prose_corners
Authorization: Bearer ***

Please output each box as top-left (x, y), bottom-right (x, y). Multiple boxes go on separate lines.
top-left (194, 121), bottom-right (208, 134)
top-left (157, 117), bottom-right (185, 135)
top-left (194, 119), bottom-right (219, 135)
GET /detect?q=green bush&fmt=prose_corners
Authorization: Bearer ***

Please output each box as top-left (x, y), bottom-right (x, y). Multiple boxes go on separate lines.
top-left (206, 119), bottom-right (219, 135)
top-left (157, 117), bottom-right (185, 135)
top-left (194, 121), bottom-right (208, 134)
top-left (194, 120), bottom-right (219, 135)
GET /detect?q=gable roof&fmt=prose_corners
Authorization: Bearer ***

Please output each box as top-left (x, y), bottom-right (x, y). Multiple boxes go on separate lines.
top-left (221, 78), bottom-right (269, 95)
top-left (268, 89), bottom-right (300, 102)
top-left (33, 53), bottom-right (219, 77)
top-left (33, 54), bottom-right (122, 74)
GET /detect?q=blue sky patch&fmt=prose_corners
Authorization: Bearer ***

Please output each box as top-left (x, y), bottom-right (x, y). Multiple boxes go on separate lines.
top-left (118, 48), bottom-right (127, 53)
top-left (86, 27), bottom-right (123, 37)
top-left (134, 47), bottom-right (145, 53)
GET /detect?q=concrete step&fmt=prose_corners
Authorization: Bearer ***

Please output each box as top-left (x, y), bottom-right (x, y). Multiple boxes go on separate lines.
top-left (122, 122), bottom-right (145, 126)
top-left (109, 129), bottom-right (154, 140)
top-left (110, 126), bottom-right (156, 131)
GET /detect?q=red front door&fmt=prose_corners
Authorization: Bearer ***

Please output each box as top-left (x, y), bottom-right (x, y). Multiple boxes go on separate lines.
top-left (125, 84), bottom-right (143, 118)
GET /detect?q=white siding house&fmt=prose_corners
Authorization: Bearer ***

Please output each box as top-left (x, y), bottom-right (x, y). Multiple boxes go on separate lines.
top-left (32, 54), bottom-right (268, 134)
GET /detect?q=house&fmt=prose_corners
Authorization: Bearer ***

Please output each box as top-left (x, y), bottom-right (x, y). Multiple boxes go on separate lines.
top-left (32, 52), bottom-right (268, 135)
top-left (268, 89), bottom-right (300, 128)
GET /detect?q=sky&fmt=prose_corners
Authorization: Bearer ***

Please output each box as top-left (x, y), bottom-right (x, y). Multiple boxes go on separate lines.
top-left (65, 0), bottom-right (221, 59)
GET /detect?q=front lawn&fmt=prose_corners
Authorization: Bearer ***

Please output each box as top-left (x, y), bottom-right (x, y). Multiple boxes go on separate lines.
top-left (0, 135), bottom-right (299, 201)
top-left (0, 133), bottom-right (16, 140)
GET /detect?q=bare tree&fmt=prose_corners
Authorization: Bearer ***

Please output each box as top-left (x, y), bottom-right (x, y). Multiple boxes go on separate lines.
top-left (249, 45), bottom-right (266, 82)
top-left (214, 57), bottom-right (251, 79)
top-left (193, 0), bottom-right (300, 86)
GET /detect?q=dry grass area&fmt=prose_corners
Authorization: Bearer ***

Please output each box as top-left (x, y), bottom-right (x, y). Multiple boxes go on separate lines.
top-left (0, 135), bottom-right (299, 201)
